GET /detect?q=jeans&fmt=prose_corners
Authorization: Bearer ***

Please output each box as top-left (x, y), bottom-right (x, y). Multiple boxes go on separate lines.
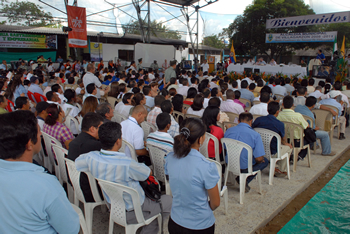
top-left (168, 217), bottom-right (215, 234)
top-left (315, 130), bottom-right (331, 154)
top-left (240, 157), bottom-right (269, 185)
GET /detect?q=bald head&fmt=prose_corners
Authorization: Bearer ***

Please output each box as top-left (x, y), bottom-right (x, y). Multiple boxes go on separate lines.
top-left (87, 63), bottom-right (95, 72)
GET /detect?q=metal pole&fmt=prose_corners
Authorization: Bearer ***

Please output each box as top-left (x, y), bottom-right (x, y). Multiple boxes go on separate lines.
top-left (196, 6), bottom-right (199, 70)
top-left (147, 0), bottom-right (151, 43)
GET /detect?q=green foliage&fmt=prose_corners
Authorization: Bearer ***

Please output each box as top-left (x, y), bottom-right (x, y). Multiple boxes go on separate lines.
top-left (122, 20), bottom-right (181, 40)
top-left (202, 34), bottom-right (225, 49)
top-left (222, 0), bottom-right (319, 59)
top-left (323, 23), bottom-right (350, 48)
top-left (1, 0), bottom-right (55, 27)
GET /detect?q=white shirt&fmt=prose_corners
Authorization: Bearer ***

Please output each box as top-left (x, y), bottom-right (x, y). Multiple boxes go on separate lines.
top-left (209, 82), bottom-right (219, 89)
top-left (272, 85), bottom-right (287, 96)
top-left (82, 72), bottom-right (102, 98)
top-left (246, 60), bottom-right (255, 65)
top-left (120, 117), bottom-right (145, 159)
top-left (203, 98), bottom-right (210, 108)
top-left (249, 103), bottom-right (268, 116)
top-left (309, 90), bottom-right (323, 99)
top-left (177, 86), bottom-right (189, 96)
top-left (115, 102), bottom-right (133, 118)
top-left (201, 63), bottom-right (209, 73)
top-left (148, 73), bottom-right (155, 81)
top-left (56, 92), bottom-right (67, 103)
top-left (220, 99), bottom-right (244, 114)
top-left (186, 107), bottom-right (204, 117)
top-left (284, 84), bottom-right (295, 94)
top-left (242, 77), bottom-right (252, 85)
top-left (75, 87), bottom-right (83, 95)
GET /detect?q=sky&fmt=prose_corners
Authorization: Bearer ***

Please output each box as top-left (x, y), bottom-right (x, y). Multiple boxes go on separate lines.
top-left (2, 0), bottom-right (350, 42)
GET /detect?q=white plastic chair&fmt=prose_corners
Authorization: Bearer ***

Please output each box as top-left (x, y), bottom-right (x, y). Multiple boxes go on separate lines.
top-left (64, 158), bottom-right (106, 234)
top-left (146, 143), bottom-right (171, 195)
top-left (52, 145), bottom-right (74, 203)
top-left (97, 179), bottom-right (162, 234)
top-left (199, 132), bottom-right (221, 163)
top-left (119, 139), bottom-right (138, 161)
top-left (65, 115), bottom-right (81, 134)
top-left (112, 111), bottom-right (127, 123)
top-left (254, 128), bottom-right (290, 185)
top-left (171, 110), bottom-right (185, 123)
top-left (221, 138), bottom-right (262, 204)
top-left (141, 121), bottom-right (157, 141)
top-left (41, 132), bottom-right (61, 177)
top-left (71, 204), bottom-right (90, 234)
top-left (209, 159), bottom-right (228, 215)
top-left (322, 104), bottom-right (340, 142)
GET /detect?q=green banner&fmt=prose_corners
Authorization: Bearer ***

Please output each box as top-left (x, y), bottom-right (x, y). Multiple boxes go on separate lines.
top-left (0, 32), bottom-right (57, 49)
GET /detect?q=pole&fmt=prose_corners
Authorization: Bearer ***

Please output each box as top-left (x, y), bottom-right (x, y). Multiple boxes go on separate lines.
top-left (196, 7), bottom-right (199, 67)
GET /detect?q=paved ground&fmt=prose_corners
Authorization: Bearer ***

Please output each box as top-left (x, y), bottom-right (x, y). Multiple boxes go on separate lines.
top-left (83, 130), bottom-right (350, 234)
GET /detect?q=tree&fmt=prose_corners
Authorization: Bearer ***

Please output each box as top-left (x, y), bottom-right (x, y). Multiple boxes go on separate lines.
top-left (202, 34), bottom-right (225, 49)
top-left (222, 0), bottom-right (318, 60)
top-left (0, 0), bottom-right (55, 27)
top-left (123, 20), bottom-right (181, 40)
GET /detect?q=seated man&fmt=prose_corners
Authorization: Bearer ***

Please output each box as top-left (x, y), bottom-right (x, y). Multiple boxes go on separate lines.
top-left (277, 96), bottom-right (309, 159)
top-left (36, 101), bottom-right (49, 129)
top-left (46, 90), bottom-right (61, 105)
top-left (68, 112), bottom-right (104, 202)
top-left (239, 80), bottom-right (255, 104)
top-left (295, 96), bottom-right (336, 155)
top-left (15, 96), bottom-right (30, 111)
top-left (146, 112), bottom-right (174, 153)
top-left (51, 83), bottom-right (67, 103)
top-left (75, 122), bottom-right (172, 234)
top-left (272, 78), bottom-right (287, 97)
top-left (83, 83), bottom-right (98, 103)
top-left (224, 113), bottom-right (269, 192)
top-left (252, 102), bottom-right (293, 176)
top-left (319, 90), bottom-right (347, 140)
top-left (0, 111), bottom-right (79, 233)
top-left (121, 105), bottom-right (150, 164)
top-left (309, 86), bottom-right (323, 99)
top-left (160, 100), bottom-right (179, 138)
top-left (147, 95), bottom-right (165, 126)
top-left (143, 85), bottom-right (155, 109)
top-left (221, 89), bottom-right (244, 114)
top-left (96, 102), bottom-right (114, 123)
top-left (249, 92), bottom-right (270, 116)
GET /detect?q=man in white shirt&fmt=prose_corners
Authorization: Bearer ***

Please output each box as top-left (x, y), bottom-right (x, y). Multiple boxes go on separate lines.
top-left (255, 57), bottom-right (266, 66)
top-left (309, 86), bottom-right (323, 99)
top-left (201, 60), bottom-right (209, 73)
top-left (51, 84), bottom-right (67, 103)
top-left (246, 58), bottom-right (255, 65)
top-left (272, 78), bottom-right (287, 96)
top-left (221, 90), bottom-right (244, 114)
top-left (177, 79), bottom-right (189, 96)
top-left (148, 68), bottom-right (155, 81)
top-left (83, 63), bottom-right (105, 98)
top-left (203, 89), bottom-right (211, 108)
top-left (269, 59), bottom-right (277, 66)
top-left (46, 91), bottom-right (61, 105)
top-left (284, 78), bottom-right (295, 95)
top-left (308, 58), bottom-right (322, 76)
top-left (250, 92), bottom-right (269, 116)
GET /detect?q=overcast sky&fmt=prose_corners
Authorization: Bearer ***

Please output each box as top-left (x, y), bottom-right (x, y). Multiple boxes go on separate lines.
top-left (3, 0), bottom-right (350, 41)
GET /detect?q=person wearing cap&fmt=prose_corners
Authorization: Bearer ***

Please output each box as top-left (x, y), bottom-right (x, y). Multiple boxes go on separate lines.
top-left (137, 58), bottom-right (143, 71)
top-left (36, 101), bottom-right (50, 129)
top-left (150, 60), bottom-right (159, 71)
top-left (28, 76), bottom-right (44, 95)
top-left (320, 90), bottom-right (347, 140)
top-left (164, 60), bottom-right (177, 85)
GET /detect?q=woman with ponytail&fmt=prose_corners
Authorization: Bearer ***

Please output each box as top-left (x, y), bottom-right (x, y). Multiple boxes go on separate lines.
top-left (165, 118), bottom-right (220, 234)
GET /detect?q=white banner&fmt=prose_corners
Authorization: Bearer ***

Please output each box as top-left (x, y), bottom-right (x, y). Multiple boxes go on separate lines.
top-left (266, 11), bottom-right (350, 29)
top-left (266, 31), bottom-right (337, 43)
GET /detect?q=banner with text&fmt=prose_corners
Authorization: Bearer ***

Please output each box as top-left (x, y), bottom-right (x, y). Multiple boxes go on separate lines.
top-left (0, 33), bottom-right (57, 49)
top-left (266, 11), bottom-right (350, 29)
top-left (90, 42), bottom-right (103, 62)
top-left (67, 5), bottom-right (87, 48)
top-left (266, 31), bottom-right (337, 43)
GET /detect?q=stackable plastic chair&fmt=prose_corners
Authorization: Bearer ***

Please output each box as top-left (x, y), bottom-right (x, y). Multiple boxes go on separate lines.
top-left (41, 132), bottom-right (61, 176)
top-left (5, 99), bottom-right (15, 112)
top-left (252, 114), bottom-right (264, 122)
top-left (64, 115), bottom-right (81, 135)
top-left (97, 179), bottom-right (162, 234)
top-left (52, 145), bottom-right (74, 203)
top-left (274, 94), bottom-right (284, 101)
top-left (27, 90), bottom-right (36, 103)
top-left (282, 121), bottom-right (311, 172)
top-left (221, 138), bottom-right (262, 204)
top-left (322, 104), bottom-right (340, 141)
top-left (71, 204), bottom-right (90, 234)
top-left (34, 93), bottom-right (47, 103)
top-left (118, 139), bottom-right (138, 161)
top-left (254, 128), bottom-right (290, 185)
top-left (239, 98), bottom-right (251, 108)
top-left (171, 110), bottom-right (185, 124)
top-left (107, 96), bottom-right (118, 107)
top-left (224, 112), bottom-right (239, 123)
top-left (253, 100), bottom-right (261, 106)
top-left (183, 103), bottom-right (190, 111)
top-left (185, 113), bottom-right (201, 119)
top-left (210, 159), bottom-right (228, 215)
top-left (312, 109), bottom-right (333, 139)
top-left (64, 158), bottom-right (106, 234)
top-left (222, 121), bottom-right (238, 133)
top-left (146, 143), bottom-right (171, 195)
top-left (141, 121), bottom-right (157, 141)
top-left (112, 111), bottom-right (127, 123)
top-left (199, 132), bottom-right (221, 163)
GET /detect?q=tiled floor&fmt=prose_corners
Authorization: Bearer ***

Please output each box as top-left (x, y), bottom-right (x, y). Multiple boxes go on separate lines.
top-left (84, 130), bottom-right (350, 234)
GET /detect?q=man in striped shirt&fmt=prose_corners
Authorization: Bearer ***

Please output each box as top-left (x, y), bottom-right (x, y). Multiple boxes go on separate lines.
top-left (147, 113), bottom-right (174, 154)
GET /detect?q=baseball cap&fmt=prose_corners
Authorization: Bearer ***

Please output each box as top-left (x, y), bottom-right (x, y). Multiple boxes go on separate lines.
top-left (328, 90), bottom-right (342, 98)
top-left (36, 101), bottom-right (50, 113)
top-left (30, 76), bottom-right (39, 83)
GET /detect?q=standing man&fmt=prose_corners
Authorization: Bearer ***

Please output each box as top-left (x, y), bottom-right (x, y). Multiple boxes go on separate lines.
top-left (137, 58), bottom-right (143, 71)
top-left (316, 50), bottom-right (326, 64)
top-left (164, 60), bottom-right (177, 85)
top-left (83, 63), bottom-right (108, 98)
top-left (162, 59), bottom-right (168, 70)
top-left (201, 59), bottom-right (209, 73)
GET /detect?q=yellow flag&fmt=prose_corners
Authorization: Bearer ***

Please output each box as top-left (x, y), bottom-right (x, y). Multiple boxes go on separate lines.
top-left (341, 35), bottom-right (345, 57)
top-left (230, 41), bottom-right (237, 63)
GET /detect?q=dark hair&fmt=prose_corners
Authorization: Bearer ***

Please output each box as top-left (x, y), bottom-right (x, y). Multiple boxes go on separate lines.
top-left (257, 79), bottom-right (263, 87)
top-left (81, 112), bottom-right (104, 132)
top-left (309, 78), bottom-right (315, 86)
top-left (202, 88), bottom-right (211, 98)
top-left (186, 87), bottom-right (197, 99)
top-left (64, 89), bottom-right (76, 102)
top-left (0, 95), bottom-right (6, 104)
top-left (68, 77), bottom-right (75, 84)
top-left (191, 94), bottom-right (204, 111)
top-left (143, 85), bottom-right (151, 95)
top-left (231, 80), bottom-right (238, 88)
top-left (249, 83), bottom-right (256, 90)
top-left (46, 91), bottom-right (55, 101)
top-left (45, 104), bottom-right (61, 125)
top-left (98, 122), bottom-right (122, 150)
top-left (260, 86), bottom-right (272, 94)
top-left (234, 90), bottom-right (241, 100)
top-left (318, 80), bottom-right (325, 88)
top-left (161, 100), bottom-right (172, 113)
top-left (202, 106), bottom-right (220, 133)
top-left (297, 86), bottom-right (306, 95)
top-left (154, 95), bottom-right (165, 107)
top-left (260, 92), bottom-right (270, 103)
top-left (173, 118), bottom-right (206, 158)
top-left (305, 96), bottom-right (317, 107)
top-left (161, 88), bottom-right (170, 97)
top-left (15, 97), bottom-right (28, 109)
top-left (0, 111), bottom-right (39, 160)
top-left (241, 80), bottom-right (248, 88)
top-left (211, 87), bottom-right (219, 97)
top-left (86, 83), bottom-right (96, 94)
top-left (132, 93), bottom-right (144, 106)
top-left (208, 97), bottom-right (221, 107)
top-left (156, 112), bottom-right (171, 130)
top-left (51, 84), bottom-right (61, 93)
top-left (170, 77), bottom-right (176, 85)
top-left (122, 93), bottom-right (134, 104)
top-left (96, 103), bottom-right (112, 118)
top-left (172, 94), bottom-right (183, 112)
top-left (6, 73), bottom-right (23, 100)
top-left (283, 96), bottom-right (294, 109)
top-left (239, 112), bottom-right (253, 122)
top-left (326, 77), bottom-right (331, 83)
top-left (267, 101), bottom-right (280, 115)
top-left (300, 79), bottom-right (308, 87)
top-left (285, 78), bottom-right (291, 84)
top-left (333, 82), bottom-right (341, 91)
top-left (324, 84), bottom-right (331, 94)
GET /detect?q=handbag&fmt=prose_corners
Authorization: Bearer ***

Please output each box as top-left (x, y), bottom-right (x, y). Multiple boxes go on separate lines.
top-left (139, 176), bottom-right (161, 201)
top-left (304, 127), bottom-right (316, 144)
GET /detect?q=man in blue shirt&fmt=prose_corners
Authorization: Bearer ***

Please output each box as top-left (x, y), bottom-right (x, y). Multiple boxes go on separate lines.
top-left (239, 80), bottom-right (255, 104)
top-left (224, 113), bottom-right (269, 192)
top-left (0, 111), bottom-right (79, 234)
top-left (316, 50), bottom-right (326, 64)
top-left (28, 76), bottom-right (44, 95)
top-left (295, 96), bottom-right (336, 155)
top-left (252, 102), bottom-right (293, 176)
top-left (75, 122), bottom-right (172, 234)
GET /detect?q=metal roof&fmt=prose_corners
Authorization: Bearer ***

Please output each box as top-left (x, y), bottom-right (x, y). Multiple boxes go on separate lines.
top-left (156, 0), bottom-right (200, 6)
top-left (122, 33), bottom-right (187, 46)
